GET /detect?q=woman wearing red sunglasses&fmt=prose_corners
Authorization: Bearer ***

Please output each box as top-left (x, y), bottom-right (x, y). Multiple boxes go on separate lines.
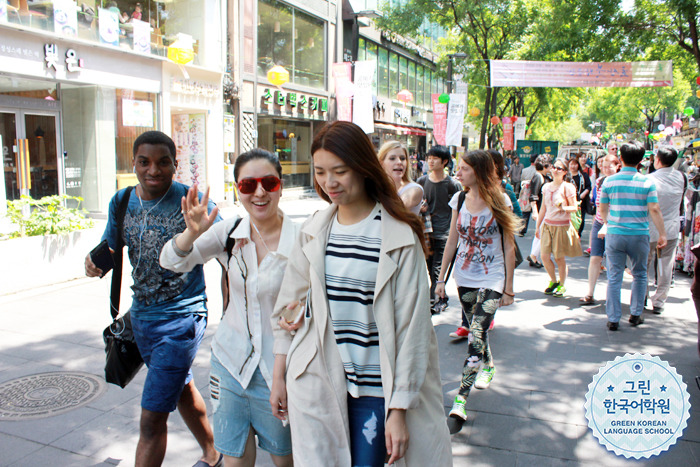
top-left (269, 121), bottom-right (452, 467)
top-left (161, 149), bottom-right (297, 467)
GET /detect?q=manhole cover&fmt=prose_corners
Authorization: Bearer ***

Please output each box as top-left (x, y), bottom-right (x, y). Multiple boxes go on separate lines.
top-left (0, 371), bottom-right (106, 421)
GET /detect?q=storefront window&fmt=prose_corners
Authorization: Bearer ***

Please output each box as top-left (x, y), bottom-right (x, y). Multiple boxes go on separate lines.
top-left (258, 0), bottom-right (326, 89)
top-left (424, 69), bottom-right (432, 104)
top-left (378, 48), bottom-right (389, 98)
top-left (4, 1), bottom-right (219, 68)
top-left (358, 38), bottom-right (366, 61)
top-left (389, 53), bottom-right (398, 98)
top-left (399, 56), bottom-right (407, 93)
top-left (416, 66), bottom-right (424, 109)
top-left (115, 89), bottom-right (158, 175)
top-left (408, 61), bottom-right (416, 101)
top-left (257, 118), bottom-right (311, 188)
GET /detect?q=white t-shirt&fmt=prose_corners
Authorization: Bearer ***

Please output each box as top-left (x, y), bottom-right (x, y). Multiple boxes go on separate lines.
top-left (448, 192), bottom-right (507, 292)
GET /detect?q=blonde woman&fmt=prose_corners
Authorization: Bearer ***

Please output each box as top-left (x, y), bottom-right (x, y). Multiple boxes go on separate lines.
top-left (535, 159), bottom-right (582, 297)
top-left (378, 141), bottom-right (424, 215)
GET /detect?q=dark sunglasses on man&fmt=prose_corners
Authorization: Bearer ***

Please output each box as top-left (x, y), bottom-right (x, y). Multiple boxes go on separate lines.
top-left (237, 175), bottom-right (281, 194)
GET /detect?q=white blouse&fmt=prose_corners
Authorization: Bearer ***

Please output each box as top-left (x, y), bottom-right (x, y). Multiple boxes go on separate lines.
top-left (160, 214), bottom-right (299, 390)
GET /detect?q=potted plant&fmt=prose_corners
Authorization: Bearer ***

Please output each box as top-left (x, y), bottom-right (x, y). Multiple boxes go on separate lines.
top-left (1, 195), bottom-right (101, 294)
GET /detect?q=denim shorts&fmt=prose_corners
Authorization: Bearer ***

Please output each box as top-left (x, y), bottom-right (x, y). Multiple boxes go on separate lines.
top-left (209, 354), bottom-right (292, 458)
top-left (590, 220), bottom-right (606, 257)
top-left (348, 395), bottom-right (386, 467)
top-left (131, 313), bottom-right (206, 413)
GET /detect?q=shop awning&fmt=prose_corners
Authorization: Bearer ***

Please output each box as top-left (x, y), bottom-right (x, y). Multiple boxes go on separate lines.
top-left (375, 123), bottom-right (428, 136)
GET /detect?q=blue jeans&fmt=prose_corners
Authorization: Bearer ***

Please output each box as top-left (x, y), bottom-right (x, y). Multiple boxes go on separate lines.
top-left (348, 396), bottom-right (386, 467)
top-left (605, 234), bottom-right (650, 323)
top-left (132, 313), bottom-right (206, 413)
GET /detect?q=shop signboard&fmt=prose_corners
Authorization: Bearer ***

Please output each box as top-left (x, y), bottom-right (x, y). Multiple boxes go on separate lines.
top-left (503, 116), bottom-right (514, 151)
top-left (516, 140), bottom-right (559, 165)
top-left (261, 88), bottom-right (328, 119)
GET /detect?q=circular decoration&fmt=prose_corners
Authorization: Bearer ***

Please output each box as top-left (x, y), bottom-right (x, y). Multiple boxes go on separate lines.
top-left (644, 130), bottom-right (650, 136)
top-left (585, 354), bottom-right (690, 459)
top-left (672, 119), bottom-right (683, 129)
top-left (696, 76), bottom-right (700, 85)
top-left (684, 107), bottom-right (694, 116)
top-left (0, 372), bottom-right (106, 421)
top-left (490, 116), bottom-right (501, 125)
top-left (696, 90), bottom-right (700, 99)
top-left (616, 134), bottom-right (624, 141)
top-left (397, 89), bottom-right (414, 103)
top-left (438, 93), bottom-right (450, 104)
top-left (658, 124), bottom-right (665, 131)
top-left (469, 107), bottom-right (480, 117)
top-left (526, 129), bottom-right (532, 135)
top-left (267, 65), bottom-right (289, 87)
top-left (289, 132), bottom-right (295, 139)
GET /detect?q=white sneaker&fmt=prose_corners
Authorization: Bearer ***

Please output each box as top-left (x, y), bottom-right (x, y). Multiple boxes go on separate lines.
top-left (448, 395), bottom-right (468, 421)
top-left (474, 367), bottom-right (495, 389)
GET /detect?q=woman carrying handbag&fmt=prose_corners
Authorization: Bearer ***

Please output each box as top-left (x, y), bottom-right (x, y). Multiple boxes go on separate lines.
top-left (535, 159), bottom-right (583, 298)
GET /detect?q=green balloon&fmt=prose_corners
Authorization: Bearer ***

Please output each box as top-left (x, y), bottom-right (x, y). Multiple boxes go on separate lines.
top-left (684, 107), bottom-right (694, 116)
top-left (438, 93), bottom-right (450, 104)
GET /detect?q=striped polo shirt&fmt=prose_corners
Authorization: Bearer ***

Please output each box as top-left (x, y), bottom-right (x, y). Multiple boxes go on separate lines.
top-left (600, 167), bottom-right (658, 236)
top-left (325, 203), bottom-right (383, 398)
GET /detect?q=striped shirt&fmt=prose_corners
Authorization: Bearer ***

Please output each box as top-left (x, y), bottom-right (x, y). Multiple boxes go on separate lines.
top-left (600, 167), bottom-right (658, 236)
top-left (325, 204), bottom-right (383, 398)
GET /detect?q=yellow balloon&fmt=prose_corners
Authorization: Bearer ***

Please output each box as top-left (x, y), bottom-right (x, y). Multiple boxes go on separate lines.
top-left (469, 107), bottom-right (480, 117)
top-left (167, 46), bottom-right (194, 65)
top-left (696, 90), bottom-right (700, 98)
top-left (267, 66), bottom-right (290, 87)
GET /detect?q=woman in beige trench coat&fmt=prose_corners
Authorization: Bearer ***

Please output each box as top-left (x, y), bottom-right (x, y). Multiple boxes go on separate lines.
top-left (269, 122), bottom-right (452, 467)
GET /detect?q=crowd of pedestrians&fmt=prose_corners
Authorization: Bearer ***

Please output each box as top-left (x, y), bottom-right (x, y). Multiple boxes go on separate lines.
top-left (85, 126), bottom-right (695, 467)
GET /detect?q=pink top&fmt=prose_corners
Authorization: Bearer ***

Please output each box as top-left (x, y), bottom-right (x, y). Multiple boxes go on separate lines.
top-left (542, 182), bottom-right (576, 227)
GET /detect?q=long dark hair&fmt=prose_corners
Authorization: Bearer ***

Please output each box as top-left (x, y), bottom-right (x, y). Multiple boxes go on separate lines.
top-left (311, 122), bottom-right (427, 255)
top-left (461, 150), bottom-right (522, 239)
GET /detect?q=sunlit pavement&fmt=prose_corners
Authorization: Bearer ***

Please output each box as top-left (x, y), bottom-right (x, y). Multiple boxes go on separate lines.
top-left (0, 195), bottom-right (698, 465)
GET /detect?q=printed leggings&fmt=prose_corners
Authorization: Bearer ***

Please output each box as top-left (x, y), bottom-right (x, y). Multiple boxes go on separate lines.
top-left (457, 287), bottom-right (501, 397)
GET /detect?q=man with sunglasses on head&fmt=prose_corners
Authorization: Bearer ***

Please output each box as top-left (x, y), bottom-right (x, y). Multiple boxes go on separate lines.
top-left (85, 131), bottom-right (223, 467)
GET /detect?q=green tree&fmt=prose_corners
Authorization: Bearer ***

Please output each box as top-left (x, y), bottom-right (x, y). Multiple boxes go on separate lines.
top-left (378, 0), bottom-right (534, 148)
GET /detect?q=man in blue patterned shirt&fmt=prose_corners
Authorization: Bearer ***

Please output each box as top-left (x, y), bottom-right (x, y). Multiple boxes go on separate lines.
top-left (85, 131), bottom-right (222, 467)
top-left (599, 141), bottom-right (667, 331)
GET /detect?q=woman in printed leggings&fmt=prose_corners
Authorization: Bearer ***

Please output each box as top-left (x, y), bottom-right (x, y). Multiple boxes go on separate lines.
top-left (435, 150), bottom-right (521, 434)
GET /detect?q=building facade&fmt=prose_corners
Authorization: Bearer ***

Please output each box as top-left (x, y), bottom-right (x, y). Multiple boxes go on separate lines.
top-left (0, 0), bottom-right (226, 215)
top-left (227, 0), bottom-right (339, 192)
top-left (343, 0), bottom-right (447, 159)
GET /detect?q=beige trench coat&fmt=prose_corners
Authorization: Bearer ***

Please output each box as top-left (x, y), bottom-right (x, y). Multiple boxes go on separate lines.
top-left (272, 204), bottom-right (452, 467)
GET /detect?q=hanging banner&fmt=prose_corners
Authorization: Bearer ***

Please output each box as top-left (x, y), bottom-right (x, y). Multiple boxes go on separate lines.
top-left (333, 62), bottom-right (353, 122)
top-left (432, 94), bottom-right (448, 146)
top-left (54, 0), bottom-right (78, 37)
top-left (503, 117), bottom-right (514, 151)
top-left (132, 19), bottom-right (151, 55)
top-left (353, 60), bottom-right (376, 134)
top-left (491, 60), bottom-right (673, 88)
top-left (445, 93), bottom-right (466, 147)
top-left (98, 8), bottom-right (120, 47)
top-left (514, 116), bottom-right (526, 143)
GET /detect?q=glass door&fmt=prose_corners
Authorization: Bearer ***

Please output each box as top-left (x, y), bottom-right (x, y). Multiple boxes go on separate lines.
top-left (0, 110), bottom-right (61, 205)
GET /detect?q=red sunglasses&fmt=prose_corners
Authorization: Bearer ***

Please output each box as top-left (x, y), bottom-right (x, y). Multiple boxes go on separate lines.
top-left (237, 175), bottom-right (281, 194)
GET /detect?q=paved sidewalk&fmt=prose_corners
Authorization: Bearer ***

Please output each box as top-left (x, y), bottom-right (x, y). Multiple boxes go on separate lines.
top-left (0, 200), bottom-right (698, 466)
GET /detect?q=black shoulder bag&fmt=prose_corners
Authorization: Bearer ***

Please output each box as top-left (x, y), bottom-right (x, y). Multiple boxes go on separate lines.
top-left (103, 186), bottom-right (144, 388)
